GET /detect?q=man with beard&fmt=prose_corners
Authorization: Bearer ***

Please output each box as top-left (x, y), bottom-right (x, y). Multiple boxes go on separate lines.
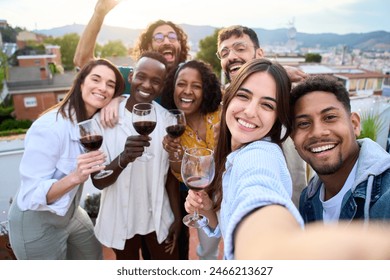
top-left (290, 75), bottom-right (390, 223)
top-left (73, 0), bottom-right (193, 259)
top-left (74, 0), bottom-right (188, 73)
top-left (216, 25), bottom-right (308, 207)
top-left (73, 0), bottom-right (189, 127)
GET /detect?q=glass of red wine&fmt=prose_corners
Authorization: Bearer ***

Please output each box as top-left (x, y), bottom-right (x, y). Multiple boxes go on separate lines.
top-left (77, 118), bottom-right (113, 179)
top-left (181, 147), bottom-right (215, 228)
top-left (132, 103), bottom-right (157, 162)
top-left (166, 109), bottom-right (186, 162)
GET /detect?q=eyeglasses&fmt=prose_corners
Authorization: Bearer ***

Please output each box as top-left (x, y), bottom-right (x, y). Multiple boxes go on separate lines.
top-left (152, 32), bottom-right (178, 43)
top-left (216, 42), bottom-right (255, 60)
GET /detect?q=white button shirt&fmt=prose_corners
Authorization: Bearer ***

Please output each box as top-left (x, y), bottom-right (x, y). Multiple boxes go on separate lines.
top-left (94, 98), bottom-right (174, 250)
top-left (17, 109), bottom-right (83, 216)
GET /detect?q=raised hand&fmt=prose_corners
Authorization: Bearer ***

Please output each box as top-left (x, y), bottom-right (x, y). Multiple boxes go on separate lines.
top-left (185, 190), bottom-right (213, 214)
top-left (100, 96), bottom-right (125, 128)
top-left (73, 150), bottom-right (107, 184)
top-left (162, 134), bottom-right (183, 159)
top-left (284, 65), bottom-right (307, 83)
top-left (94, 0), bottom-right (122, 16)
top-left (120, 135), bottom-right (151, 165)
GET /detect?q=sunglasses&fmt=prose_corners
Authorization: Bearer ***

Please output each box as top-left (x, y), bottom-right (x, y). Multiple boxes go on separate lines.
top-left (153, 32), bottom-right (178, 43)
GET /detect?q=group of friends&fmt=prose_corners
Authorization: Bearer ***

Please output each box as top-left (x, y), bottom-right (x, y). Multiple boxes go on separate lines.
top-left (7, 0), bottom-right (390, 260)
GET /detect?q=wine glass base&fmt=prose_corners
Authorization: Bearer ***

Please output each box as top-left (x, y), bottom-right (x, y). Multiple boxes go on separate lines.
top-left (93, 170), bottom-right (113, 179)
top-left (182, 214), bottom-right (209, 228)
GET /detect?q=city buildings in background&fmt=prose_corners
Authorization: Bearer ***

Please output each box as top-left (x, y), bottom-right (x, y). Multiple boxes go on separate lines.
top-left (0, 19), bottom-right (389, 224)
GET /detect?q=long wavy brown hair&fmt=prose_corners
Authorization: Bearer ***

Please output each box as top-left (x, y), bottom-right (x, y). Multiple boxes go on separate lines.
top-left (41, 59), bottom-right (125, 123)
top-left (207, 58), bottom-right (292, 211)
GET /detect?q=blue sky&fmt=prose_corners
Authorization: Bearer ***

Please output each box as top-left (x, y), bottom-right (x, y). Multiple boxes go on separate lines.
top-left (1, 0), bottom-right (389, 34)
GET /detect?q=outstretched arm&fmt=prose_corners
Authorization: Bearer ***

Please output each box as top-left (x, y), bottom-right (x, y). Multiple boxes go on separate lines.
top-left (235, 205), bottom-right (390, 259)
top-left (73, 0), bottom-right (120, 68)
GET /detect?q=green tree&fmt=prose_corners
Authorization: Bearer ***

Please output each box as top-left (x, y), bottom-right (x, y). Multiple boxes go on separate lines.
top-left (95, 43), bottom-right (103, 58)
top-left (100, 40), bottom-right (127, 58)
top-left (0, 25), bottom-right (24, 43)
top-left (0, 51), bottom-right (8, 91)
top-left (305, 53), bottom-right (322, 63)
top-left (44, 33), bottom-right (80, 70)
top-left (196, 29), bottom-right (221, 78)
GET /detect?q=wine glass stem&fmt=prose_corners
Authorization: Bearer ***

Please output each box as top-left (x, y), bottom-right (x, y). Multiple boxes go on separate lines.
top-left (193, 208), bottom-right (200, 220)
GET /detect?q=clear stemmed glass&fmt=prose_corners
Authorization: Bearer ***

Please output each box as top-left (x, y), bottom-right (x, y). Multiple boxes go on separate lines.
top-left (181, 147), bottom-right (215, 228)
top-left (166, 109), bottom-right (186, 162)
top-left (77, 118), bottom-right (113, 179)
top-left (132, 103), bottom-right (157, 162)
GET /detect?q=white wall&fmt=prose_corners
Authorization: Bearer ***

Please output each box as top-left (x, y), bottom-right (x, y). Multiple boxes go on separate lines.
top-left (0, 137), bottom-right (24, 222)
top-left (0, 137), bottom-right (100, 223)
top-left (351, 95), bottom-right (390, 150)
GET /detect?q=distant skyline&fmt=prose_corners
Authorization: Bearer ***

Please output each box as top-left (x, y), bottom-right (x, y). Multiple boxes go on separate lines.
top-left (1, 0), bottom-right (389, 35)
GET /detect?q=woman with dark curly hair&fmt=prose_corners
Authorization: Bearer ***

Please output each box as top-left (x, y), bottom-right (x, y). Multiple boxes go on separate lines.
top-left (161, 60), bottom-right (223, 260)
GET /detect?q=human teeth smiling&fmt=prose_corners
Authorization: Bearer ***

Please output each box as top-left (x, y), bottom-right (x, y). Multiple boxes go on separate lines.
top-left (311, 144), bottom-right (335, 153)
top-left (93, 93), bottom-right (105, 99)
top-left (230, 65), bottom-right (241, 72)
top-left (237, 118), bottom-right (256, 129)
top-left (181, 98), bottom-right (193, 103)
top-left (139, 91), bottom-right (150, 98)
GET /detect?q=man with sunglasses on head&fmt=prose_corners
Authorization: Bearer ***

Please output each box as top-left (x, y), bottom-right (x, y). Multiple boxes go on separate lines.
top-left (216, 25), bottom-right (308, 208)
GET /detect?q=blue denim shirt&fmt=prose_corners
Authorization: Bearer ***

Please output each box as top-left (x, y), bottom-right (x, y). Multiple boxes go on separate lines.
top-left (299, 139), bottom-right (390, 223)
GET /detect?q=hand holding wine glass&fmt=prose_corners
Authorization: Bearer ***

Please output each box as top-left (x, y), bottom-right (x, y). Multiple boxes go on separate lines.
top-left (165, 109), bottom-right (186, 162)
top-left (77, 118), bottom-right (113, 179)
top-left (181, 147), bottom-right (215, 228)
top-left (132, 103), bottom-right (157, 162)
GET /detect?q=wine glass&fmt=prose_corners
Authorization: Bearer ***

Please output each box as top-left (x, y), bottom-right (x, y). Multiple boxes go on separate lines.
top-left (132, 103), bottom-right (157, 162)
top-left (77, 118), bottom-right (113, 179)
top-left (166, 109), bottom-right (186, 162)
top-left (181, 147), bottom-right (215, 228)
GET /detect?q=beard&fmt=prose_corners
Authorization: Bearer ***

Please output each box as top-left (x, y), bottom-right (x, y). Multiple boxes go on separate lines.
top-left (309, 153), bottom-right (343, 176)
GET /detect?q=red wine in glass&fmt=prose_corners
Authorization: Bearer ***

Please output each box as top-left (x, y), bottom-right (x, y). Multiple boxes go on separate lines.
top-left (166, 124), bottom-right (186, 138)
top-left (80, 135), bottom-right (103, 151)
top-left (186, 176), bottom-right (210, 191)
top-left (133, 121), bottom-right (157, 136)
top-left (181, 147), bottom-right (215, 228)
top-left (166, 109), bottom-right (186, 162)
top-left (132, 103), bottom-right (157, 161)
top-left (77, 119), bottom-right (113, 179)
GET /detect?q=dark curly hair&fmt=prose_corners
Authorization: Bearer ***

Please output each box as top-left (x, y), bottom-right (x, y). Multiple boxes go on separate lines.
top-left (133, 20), bottom-right (189, 67)
top-left (160, 60), bottom-right (222, 114)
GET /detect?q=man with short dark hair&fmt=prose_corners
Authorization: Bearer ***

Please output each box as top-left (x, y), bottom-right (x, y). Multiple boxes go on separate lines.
top-left (290, 75), bottom-right (390, 223)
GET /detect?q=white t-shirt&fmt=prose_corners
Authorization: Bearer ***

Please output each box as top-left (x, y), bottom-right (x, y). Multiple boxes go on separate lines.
top-left (320, 161), bottom-right (358, 223)
top-left (93, 98), bottom-right (174, 250)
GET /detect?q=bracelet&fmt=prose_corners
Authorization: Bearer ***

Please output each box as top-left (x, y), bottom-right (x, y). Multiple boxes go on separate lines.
top-left (118, 153), bottom-right (126, 170)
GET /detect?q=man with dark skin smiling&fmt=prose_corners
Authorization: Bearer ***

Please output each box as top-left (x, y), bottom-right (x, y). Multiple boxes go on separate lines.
top-left (90, 52), bottom-right (181, 260)
top-left (290, 75), bottom-right (390, 223)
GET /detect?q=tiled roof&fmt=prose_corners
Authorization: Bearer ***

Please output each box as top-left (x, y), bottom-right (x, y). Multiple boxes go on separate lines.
top-left (7, 69), bottom-right (75, 94)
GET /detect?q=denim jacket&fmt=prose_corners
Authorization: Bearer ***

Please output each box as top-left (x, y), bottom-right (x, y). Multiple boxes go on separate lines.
top-left (299, 138), bottom-right (390, 223)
